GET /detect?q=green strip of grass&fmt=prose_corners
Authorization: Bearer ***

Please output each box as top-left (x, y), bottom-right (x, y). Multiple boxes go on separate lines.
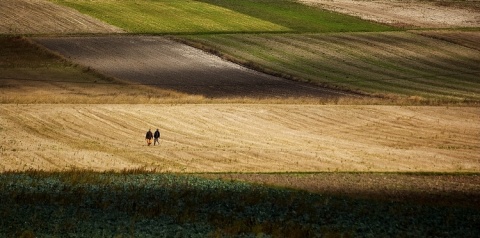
top-left (51, 0), bottom-right (290, 34)
top-left (51, 0), bottom-right (394, 34)
top-left (197, 0), bottom-right (395, 32)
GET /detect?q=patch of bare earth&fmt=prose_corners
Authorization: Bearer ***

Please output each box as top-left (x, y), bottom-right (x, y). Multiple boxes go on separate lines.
top-left (1, 104), bottom-right (478, 173)
top-left (33, 36), bottom-right (348, 98)
top-left (300, 0), bottom-right (480, 28)
top-left (0, 0), bottom-right (124, 34)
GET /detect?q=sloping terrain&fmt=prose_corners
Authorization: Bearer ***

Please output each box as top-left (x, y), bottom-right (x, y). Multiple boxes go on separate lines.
top-left (34, 36), bottom-right (349, 98)
top-left (182, 31), bottom-right (480, 101)
top-left (0, 0), bottom-right (478, 175)
top-left (1, 104), bottom-right (478, 173)
top-left (300, 0), bottom-right (480, 28)
top-left (0, 0), bottom-right (124, 34)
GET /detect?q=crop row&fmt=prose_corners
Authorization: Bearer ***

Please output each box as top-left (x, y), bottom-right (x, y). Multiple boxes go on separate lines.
top-left (1, 171), bottom-right (479, 237)
top-left (50, 0), bottom-right (393, 34)
top-left (179, 32), bottom-right (480, 101)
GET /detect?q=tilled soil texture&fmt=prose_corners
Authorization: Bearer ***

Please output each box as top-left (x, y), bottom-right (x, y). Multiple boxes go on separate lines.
top-left (1, 104), bottom-right (478, 173)
top-left (0, 0), bottom-right (124, 35)
top-left (416, 30), bottom-right (480, 52)
top-left (300, 0), bottom-right (480, 28)
top-left (33, 36), bottom-right (350, 99)
top-left (184, 31), bottom-right (480, 101)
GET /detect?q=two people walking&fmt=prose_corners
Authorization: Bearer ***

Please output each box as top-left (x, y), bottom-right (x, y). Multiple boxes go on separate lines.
top-left (145, 128), bottom-right (161, 146)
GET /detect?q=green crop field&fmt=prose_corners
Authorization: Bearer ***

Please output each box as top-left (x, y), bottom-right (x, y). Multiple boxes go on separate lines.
top-left (1, 171), bottom-right (479, 237)
top-left (179, 32), bottom-right (480, 102)
top-left (50, 0), bottom-right (394, 34)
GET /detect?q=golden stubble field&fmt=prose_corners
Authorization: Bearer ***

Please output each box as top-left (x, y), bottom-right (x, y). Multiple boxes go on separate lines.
top-left (1, 104), bottom-right (478, 173)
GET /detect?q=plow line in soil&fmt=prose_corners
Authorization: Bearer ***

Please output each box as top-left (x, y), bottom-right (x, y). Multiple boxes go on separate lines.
top-left (32, 36), bottom-right (351, 99)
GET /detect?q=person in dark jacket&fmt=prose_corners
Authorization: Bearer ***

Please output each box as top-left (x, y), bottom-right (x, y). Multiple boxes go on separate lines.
top-left (145, 129), bottom-right (153, 146)
top-left (154, 129), bottom-right (161, 146)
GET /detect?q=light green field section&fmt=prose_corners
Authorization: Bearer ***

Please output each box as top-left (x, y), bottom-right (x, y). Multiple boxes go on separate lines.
top-left (50, 0), bottom-right (393, 33)
top-left (180, 32), bottom-right (480, 102)
top-left (50, 0), bottom-right (290, 33)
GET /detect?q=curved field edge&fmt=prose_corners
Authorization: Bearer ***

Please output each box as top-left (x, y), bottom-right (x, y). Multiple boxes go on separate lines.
top-left (32, 35), bottom-right (355, 99)
top-left (0, 36), bottom-right (202, 104)
top-left (1, 104), bottom-right (478, 173)
top-left (1, 171), bottom-right (479, 237)
top-left (177, 31), bottom-right (480, 103)
top-left (0, 35), bottom-right (431, 105)
top-left (49, 0), bottom-right (394, 34)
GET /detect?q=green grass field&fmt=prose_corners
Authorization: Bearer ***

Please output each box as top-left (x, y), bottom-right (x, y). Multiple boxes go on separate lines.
top-left (51, 0), bottom-right (394, 34)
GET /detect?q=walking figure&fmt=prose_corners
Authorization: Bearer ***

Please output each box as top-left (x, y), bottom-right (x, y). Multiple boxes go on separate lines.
top-left (145, 129), bottom-right (153, 146)
top-left (154, 129), bottom-right (161, 146)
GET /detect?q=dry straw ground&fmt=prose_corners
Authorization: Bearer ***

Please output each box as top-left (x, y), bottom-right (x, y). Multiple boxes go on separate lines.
top-left (1, 104), bottom-right (478, 173)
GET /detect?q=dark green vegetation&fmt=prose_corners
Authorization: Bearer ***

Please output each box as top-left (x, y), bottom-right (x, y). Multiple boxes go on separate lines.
top-left (51, 0), bottom-right (394, 34)
top-left (1, 171), bottom-right (479, 237)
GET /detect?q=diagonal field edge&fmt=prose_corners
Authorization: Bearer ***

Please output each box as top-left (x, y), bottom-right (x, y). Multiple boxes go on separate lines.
top-left (33, 36), bottom-right (353, 98)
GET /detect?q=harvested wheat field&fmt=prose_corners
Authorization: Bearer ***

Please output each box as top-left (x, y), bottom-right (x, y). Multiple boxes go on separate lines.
top-left (0, 0), bottom-right (124, 34)
top-left (1, 104), bottom-right (478, 173)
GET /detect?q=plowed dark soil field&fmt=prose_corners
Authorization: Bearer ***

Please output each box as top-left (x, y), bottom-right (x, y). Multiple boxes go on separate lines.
top-left (34, 36), bottom-right (349, 98)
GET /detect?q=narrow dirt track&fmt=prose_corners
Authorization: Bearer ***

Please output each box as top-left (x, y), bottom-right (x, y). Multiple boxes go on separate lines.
top-left (1, 104), bottom-right (478, 173)
top-left (33, 36), bottom-right (349, 98)
top-left (0, 0), bottom-right (124, 34)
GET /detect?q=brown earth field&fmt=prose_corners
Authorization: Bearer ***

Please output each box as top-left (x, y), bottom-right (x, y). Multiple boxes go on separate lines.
top-left (33, 36), bottom-right (351, 99)
top-left (301, 0), bottom-right (480, 28)
top-left (0, 0), bottom-right (124, 35)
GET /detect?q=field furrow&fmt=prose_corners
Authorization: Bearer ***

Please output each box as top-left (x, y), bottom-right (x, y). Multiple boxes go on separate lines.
top-left (183, 32), bottom-right (480, 100)
top-left (33, 36), bottom-right (347, 99)
top-left (1, 104), bottom-right (478, 173)
top-left (0, 0), bottom-right (124, 34)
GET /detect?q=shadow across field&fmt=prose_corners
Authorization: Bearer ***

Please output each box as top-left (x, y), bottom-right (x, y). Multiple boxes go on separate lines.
top-left (1, 171), bottom-right (479, 237)
top-left (33, 36), bottom-right (352, 99)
